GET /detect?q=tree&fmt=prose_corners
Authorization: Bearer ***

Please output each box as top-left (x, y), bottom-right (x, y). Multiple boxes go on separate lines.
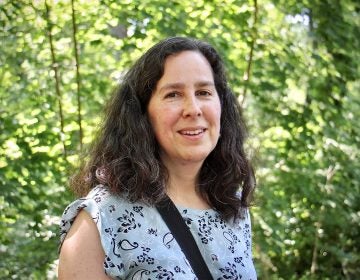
top-left (0, 0), bottom-right (359, 278)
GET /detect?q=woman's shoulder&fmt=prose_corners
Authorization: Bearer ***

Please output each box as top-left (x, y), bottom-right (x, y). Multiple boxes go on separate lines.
top-left (59, 185), bottom-right (147, 255)
top-left (61, 185), bottom-right (104, 218)
top-left (84, 184), bottom-right (112, 204)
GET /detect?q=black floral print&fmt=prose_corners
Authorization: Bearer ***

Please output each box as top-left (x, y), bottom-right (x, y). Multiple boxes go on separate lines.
top-left (147, 228), bottom-right (158, 236)
top-left (59, 185), bottom-right (257, 280)
top-left (152, 266), bottom-right (175, 280)
top-left (234, 257), bottom-right (245, 267)
top-left (174, 265), bottom-right (185, 274)
top-left (218, 262), bottom-right (242, 279)
top-left (117, 209), bottom-right (141, 233)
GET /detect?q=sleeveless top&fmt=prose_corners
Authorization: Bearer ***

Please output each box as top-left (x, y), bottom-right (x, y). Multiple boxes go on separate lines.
top-left (59, 185), bottom-right (257, 279)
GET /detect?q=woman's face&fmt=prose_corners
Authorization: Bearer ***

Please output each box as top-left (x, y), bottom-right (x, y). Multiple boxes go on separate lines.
top-left (147, 51), bottom-right (221, 166)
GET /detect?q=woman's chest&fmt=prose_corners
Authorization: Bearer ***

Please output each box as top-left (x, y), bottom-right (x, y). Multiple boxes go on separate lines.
top-left (100, 205), bottom-right (255, 279)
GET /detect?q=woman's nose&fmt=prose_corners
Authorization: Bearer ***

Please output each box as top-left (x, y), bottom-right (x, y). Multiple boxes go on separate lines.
top-left (182, 94), bottom-right (202, 117)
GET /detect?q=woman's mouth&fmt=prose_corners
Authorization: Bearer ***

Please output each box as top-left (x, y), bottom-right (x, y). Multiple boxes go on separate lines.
top-left (178, 128), bottom-right (206, 136)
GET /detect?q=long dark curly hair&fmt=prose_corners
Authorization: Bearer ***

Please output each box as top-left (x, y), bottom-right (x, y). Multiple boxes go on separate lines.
top-left (71, 37), bottom-right (255, 221)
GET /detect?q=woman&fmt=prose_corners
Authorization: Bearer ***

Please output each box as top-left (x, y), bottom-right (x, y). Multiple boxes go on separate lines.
top-left (58, 37), bottom-right (256, 279)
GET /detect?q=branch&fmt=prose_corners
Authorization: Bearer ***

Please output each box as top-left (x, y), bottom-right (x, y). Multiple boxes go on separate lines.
top-left (310, 165), bottom-right (336, 274)
top-left (241, 0), bottom-right (258, 106)
top-left (71, 0), bottom-right (83, 150)
top-left (254, 243), bottom-right (277, 279)
top-left (44, 0), bottom-right (67, 158)
top-left (310, 211), bottom-right (321, 274)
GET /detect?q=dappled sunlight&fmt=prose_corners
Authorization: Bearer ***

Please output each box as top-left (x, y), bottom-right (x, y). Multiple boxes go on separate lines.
top-left (1, 0), bottom-right (359, 278)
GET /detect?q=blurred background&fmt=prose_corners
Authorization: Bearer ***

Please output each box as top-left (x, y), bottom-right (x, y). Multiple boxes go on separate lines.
top-left (1, 0), bottom-right (359, 279)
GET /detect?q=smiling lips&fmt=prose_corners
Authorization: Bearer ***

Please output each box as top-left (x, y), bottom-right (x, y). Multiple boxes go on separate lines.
top-left (178, 128), bottom-right (206, 136)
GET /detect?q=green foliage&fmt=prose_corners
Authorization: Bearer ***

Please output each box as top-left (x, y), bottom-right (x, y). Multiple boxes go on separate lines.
top-left (1, 0), bottom-right (359, 279)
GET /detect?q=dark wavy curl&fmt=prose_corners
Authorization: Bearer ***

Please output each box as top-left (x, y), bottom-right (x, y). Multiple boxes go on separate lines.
top-left (71, 37), bottom-right (255, 221)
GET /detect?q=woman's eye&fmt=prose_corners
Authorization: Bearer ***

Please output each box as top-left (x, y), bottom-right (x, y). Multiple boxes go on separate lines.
top-left (196, 90), bottom-right (211, 96)
top-left (164, 92), bottom-right (179, 98)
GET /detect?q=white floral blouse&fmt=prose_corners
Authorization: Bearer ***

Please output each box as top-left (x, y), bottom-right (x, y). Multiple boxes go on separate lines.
top-left (60, 185), bottom-right (257, 279)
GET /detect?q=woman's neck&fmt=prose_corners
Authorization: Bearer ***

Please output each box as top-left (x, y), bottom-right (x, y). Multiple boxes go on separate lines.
top-left (162, 157), bottom-right (210, 209)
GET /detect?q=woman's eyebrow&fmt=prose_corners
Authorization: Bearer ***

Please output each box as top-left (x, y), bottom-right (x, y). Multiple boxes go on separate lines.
top-left (159, 81), bottom-right (215, 92)
top-left (194, 81), bottom-right (215, 88)
top-left (159, 82), bottom-right (185, 92)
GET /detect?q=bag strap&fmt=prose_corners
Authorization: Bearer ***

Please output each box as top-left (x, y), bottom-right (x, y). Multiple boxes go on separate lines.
top-left (156, 197), bottom-right (214, 280)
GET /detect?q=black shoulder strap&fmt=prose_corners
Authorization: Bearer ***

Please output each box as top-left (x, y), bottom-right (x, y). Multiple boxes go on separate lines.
top-left (156, 197), bottom-right (214, 280)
